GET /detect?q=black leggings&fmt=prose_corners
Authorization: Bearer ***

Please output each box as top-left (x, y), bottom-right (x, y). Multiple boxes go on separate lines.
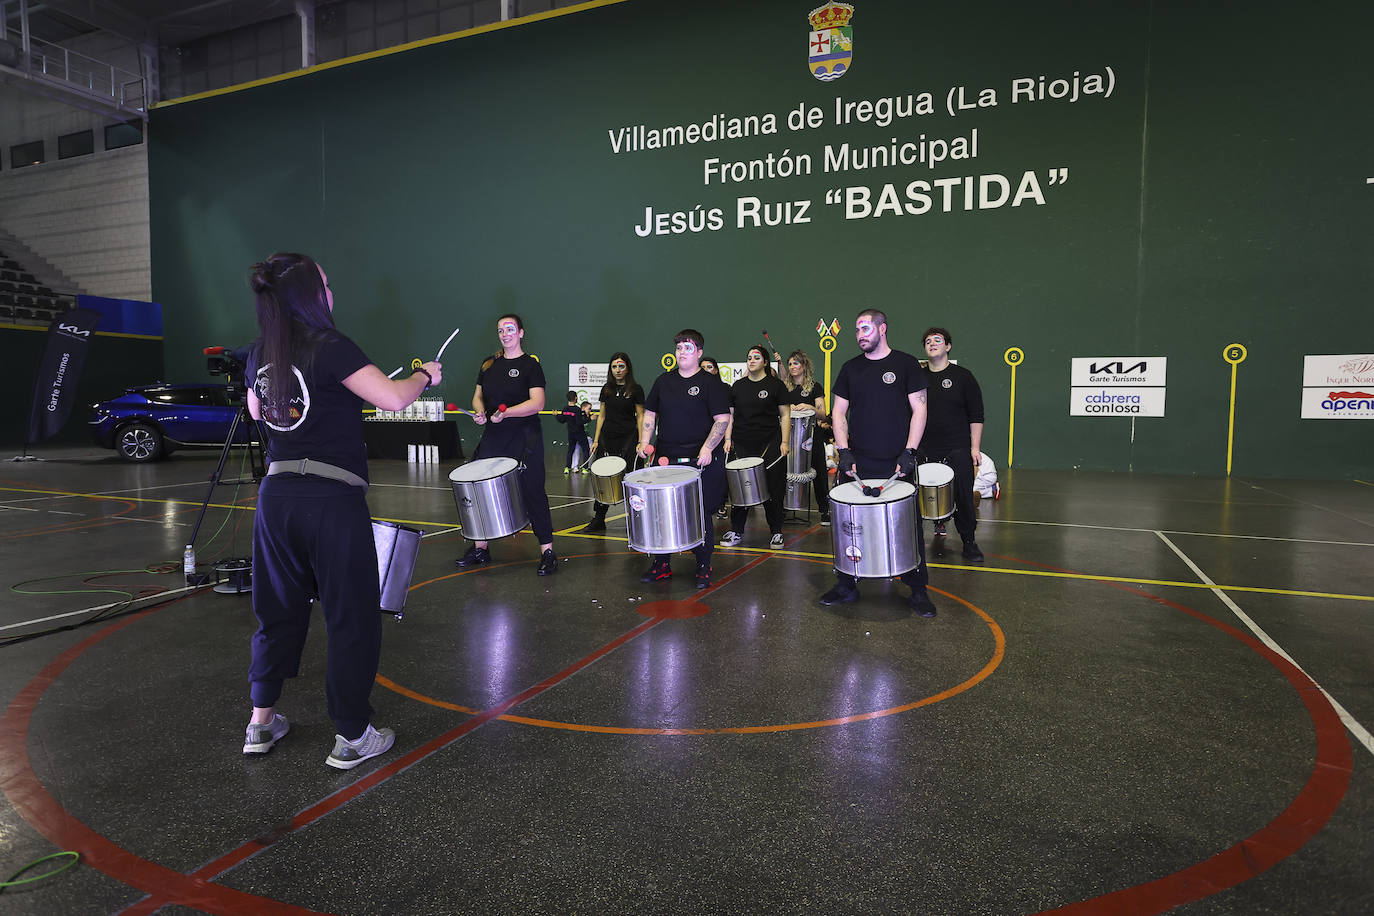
top-left (729, 434), bottom-right (785, 535)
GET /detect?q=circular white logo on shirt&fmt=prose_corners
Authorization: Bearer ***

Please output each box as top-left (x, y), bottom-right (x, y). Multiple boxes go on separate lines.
top-left (942, 378), bottom-right (952, 389)
top-left (758, 390), bottom-right (769, 399)
top-left (254, 363), bottom-right (311, 432)
top-left (688, 386), bottom-right (700, 396)
top-left (882, 371), bottom-right (897, 385)
top-left (508, 368), bottom-right (520, 378)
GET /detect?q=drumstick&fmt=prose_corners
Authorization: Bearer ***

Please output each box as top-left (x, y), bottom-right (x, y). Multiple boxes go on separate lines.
top-left (765, 453), bottom-right (786, 470)
top-left (434, 326), bottom-right (461, 362)
top-left (862, 471), bottom-right (902, 497)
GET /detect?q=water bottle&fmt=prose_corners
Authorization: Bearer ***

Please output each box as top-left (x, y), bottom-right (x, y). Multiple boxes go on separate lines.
top-left (183, 545), bottom-right (196, 582)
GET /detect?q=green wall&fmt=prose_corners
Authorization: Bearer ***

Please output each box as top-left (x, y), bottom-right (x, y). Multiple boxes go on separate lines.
top-left (148, 0), bottom-right (1374, 478)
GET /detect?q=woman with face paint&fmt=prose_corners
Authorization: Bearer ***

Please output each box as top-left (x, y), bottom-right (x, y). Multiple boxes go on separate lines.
top-left (783, 348), bottom-right (832, 525)
top-left (718, 345), bottom-right (792, 549)
top-left (455, 314), bottom-right (558, 575)
top-left (583, 352), bottom-right (645, 532)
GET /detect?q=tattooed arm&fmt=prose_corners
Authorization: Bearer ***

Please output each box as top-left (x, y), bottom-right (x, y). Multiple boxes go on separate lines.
top-left (698, 413), bottom-right (730, 467)
top-left (637, 409), bottom-right (657, 458)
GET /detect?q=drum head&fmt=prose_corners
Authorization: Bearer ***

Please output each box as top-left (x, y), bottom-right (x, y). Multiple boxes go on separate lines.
top-left (624, 466), bottom-right (700, 487)
top-left (726, 457), bottom-right (764, 470)
top-left (590, 456), bottom-right (627, 477)
top-left (791, 406), bottom-right (815, 417)
top-left (449, 456), bottom-right (519, 482)
top-left (918, 463), bottom-right (955, 486)
top-left (830, 479), bottom-right (916, 504)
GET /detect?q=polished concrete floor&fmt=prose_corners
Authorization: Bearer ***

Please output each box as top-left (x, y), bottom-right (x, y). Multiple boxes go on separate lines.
top-left (1, 444), bottom-right (1371, 914)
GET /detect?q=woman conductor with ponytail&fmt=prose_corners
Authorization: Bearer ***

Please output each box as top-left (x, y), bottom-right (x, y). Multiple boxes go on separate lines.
top-left (241, 253), bottom-right (442, 770)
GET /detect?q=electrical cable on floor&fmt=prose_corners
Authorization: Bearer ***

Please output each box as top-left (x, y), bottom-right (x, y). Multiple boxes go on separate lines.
top-left (2, 574), bottom-right (206, 647)
top-left (0, 851), bottom-right (80, 892)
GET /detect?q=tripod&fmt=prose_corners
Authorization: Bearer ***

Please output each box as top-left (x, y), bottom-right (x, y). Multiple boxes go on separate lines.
top-left (185, 394), bottom-right (267, 587)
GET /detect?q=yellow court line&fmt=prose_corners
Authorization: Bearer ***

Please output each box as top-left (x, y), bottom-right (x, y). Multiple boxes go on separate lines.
top-left (1356, 480), bottom-right (1373, 488)
top-left (4, 484), bottom-right (1368, 601)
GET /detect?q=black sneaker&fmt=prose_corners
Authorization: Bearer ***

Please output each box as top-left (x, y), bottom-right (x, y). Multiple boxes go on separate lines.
top-left (961, 542), bottom-right (984, 563)
top-left (820, 510), bottom-right (831, 526)
top-left (455, 545), bottom-right (490, 568)
top-left (583, 517), bottom-right (606, 533)
top-left (640, 559), bottom-right (672, 582)
top-left (694, 562), bottom-right (711, 589)
top-left (537, 549), bottom-right (558, 575)
top-left (819, 582), bottom-right (860, 606)
top-left (933, 521), bottom-right (947, 537)
top-left (910, 589), bottom-right (938, 618)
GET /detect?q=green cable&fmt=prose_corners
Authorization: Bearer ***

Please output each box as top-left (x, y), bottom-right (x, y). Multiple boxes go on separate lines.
top-left (0, 851), bottom-right (80, 891)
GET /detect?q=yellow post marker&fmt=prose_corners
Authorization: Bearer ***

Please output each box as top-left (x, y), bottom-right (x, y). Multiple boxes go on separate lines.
top-left (819, 334), bottom-right (837, 413)
top-left (1003, 347), bottom-right (1024, 467)
top-left (661, 353), bottom-right (676, 371)
top-left (1222, 343), bottom-right (1248, 476)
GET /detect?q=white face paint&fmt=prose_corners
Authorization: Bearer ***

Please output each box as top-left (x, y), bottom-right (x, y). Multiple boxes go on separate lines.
top-left (675, 339), bottom-right (702, 374)
top-left (610, 360), bottom-right (628, 380)
top-left (497, 319), bottom-right (522, 352)
top-left (856, 317), bottom-right (882, 353)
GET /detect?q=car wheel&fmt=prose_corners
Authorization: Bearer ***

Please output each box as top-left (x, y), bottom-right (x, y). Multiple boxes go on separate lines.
top-left (117, 422), bottom-right (163, 462)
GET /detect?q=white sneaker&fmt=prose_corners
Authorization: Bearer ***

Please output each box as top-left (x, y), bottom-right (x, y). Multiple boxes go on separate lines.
top-left (769, 534), bottom-right (785, 549)
top-left (718, 530), bottom-right (743, 546)
top-left (243, 713), bottom-right (289, 755)
top-left (326, 724), bottom-right (395, 770)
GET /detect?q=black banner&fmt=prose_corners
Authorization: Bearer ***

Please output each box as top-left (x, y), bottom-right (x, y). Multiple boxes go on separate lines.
top-left (26, 308), bottom-right (101, 443)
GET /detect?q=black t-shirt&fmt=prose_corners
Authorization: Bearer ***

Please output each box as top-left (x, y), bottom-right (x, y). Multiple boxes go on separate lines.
top-left (556, 406), bottom-right (587, 437)
top-left (247, 329), bottom-right (372, 480)
top-left (787, 379), bottom-right (826, 409)
top-left (922, 363), bottom-right (984, 450)
top-left (476, 353), bottom-right (546, 436)
top-left (730, 374), bottom-right (790, 444)
top-left (833, 349), bottom-right (927, 459)
top-left (598, 381), bottom-right (645, 442)
top-left (645, 368), bottom-right (731, 456)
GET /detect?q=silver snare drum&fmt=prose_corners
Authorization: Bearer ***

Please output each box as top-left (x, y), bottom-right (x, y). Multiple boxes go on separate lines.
top-left (373, 520), bottom-right (423, 617)
top-left (725, 457), bottom-right (768, 507)
top-left (623, 465), bottom-right (704, 554)
top-left (785, 406), bottom-right (816, 510)
top-left (828, 478), bottom-right (918, 578)
top-left (448, 457), bottom-right (528, 540)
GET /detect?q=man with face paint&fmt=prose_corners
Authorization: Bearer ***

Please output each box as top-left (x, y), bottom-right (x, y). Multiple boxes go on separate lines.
top-left (821, 308), bottom-right (937, 616)
top-left (455, 314), bottom-right (558, 575)
top-left (638, 329), bottom-right (732, 588)
top-left (920, 327), bottom-right (985, 562)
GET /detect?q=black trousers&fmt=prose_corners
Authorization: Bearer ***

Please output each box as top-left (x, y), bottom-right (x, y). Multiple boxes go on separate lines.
top-left (250, 476), bottom-right (381, 741)
top-left (833, 451), bottom-right (929, 593)
top-left (809, 427), bottom-right (831, 511)
top-left (729, 434), bottom-right (784, 536)
top-left (564, 428), bottom-right (590, 470)
top-left (917, 443), bottom-right (977, 543)
top-left (652, 451), bottom-right (726, 567)
top-left (475, 424), bottom-right (554, 545)
top-left (592, 432), bottom-right (637, 520)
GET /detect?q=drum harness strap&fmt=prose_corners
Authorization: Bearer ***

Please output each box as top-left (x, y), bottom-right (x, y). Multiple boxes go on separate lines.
top-left (266, 458), bottom-right (369, 492)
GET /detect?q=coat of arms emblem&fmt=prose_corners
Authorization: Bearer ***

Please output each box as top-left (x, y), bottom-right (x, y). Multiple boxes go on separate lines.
top-left (808, 2), bottom-right (854, 82)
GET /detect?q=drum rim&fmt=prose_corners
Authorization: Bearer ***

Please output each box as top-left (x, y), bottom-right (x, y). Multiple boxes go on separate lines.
top-left (917, 462), bottom-right (956, 485)
top-left (448, 455), bottom-right (519, 482)
top-left (829, 479), bottom-right (917, 503)
top-left (623, 465), bottom-right (702, 485)
top-left (725, 456), bottom-right (765, 469)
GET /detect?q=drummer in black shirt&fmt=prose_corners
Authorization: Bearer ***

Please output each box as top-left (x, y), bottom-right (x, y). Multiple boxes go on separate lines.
top-left (455, 314), bottom-right (558, 576)
top-left (781, 348), bottom-right (832, 525)
top-left (638, 329), bottom-right (732, 588)
top-left (583, 351), bottom-right (645, 532)
top-left (920, 327), bottom-right (985, 562)
top-left (720, 345), bottom-right (791, 549)
top-left (820, 308), bottom-right (936, 617)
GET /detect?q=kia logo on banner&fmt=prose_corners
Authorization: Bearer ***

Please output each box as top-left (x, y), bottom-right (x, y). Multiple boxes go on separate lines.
top-left (25, 308), bottom-right (102, 444)
top-left (1070, 356), bottom-right (1167, 417)
top-left (1301, 354), bottom-right (1374, 419)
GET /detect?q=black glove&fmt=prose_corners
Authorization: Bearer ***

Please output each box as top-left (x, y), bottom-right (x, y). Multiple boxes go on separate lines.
top-left (836, 447), bottom-right (856, 479)
top-left (897, 448), bottom-right (918, 477)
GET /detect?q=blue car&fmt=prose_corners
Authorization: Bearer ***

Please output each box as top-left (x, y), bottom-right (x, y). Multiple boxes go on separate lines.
top-left (89, 383), bottom-right (257, 462)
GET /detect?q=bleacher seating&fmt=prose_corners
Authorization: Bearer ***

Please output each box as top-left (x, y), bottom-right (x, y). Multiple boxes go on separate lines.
top-left (0, 243), bottom-right (79, 326)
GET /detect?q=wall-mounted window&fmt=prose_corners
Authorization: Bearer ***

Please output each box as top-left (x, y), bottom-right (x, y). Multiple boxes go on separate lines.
top-left (104, 121), bottom-right (144, 150)
top-left (10, 141), bottom-right (44, 168)
top-left (58, 130), bottom-right (95, 160)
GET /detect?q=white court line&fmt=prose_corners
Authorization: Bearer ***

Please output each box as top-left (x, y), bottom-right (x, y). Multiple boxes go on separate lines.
top-left (1156, 531), bottom-right (1374, 759)
top-left (1240, 481), bottom-right (1374, 532)
top-left (0, 504), bottom-right (40, 512)
top-left (983, 517), bottom-right (1374, 549)
top-left (0, 584), bottom-right (201, 633)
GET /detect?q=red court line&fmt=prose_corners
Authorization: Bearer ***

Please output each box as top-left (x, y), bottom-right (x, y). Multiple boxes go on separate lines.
top-left (997, 554), bottom-right (1355, 915)
top-left (0, 602), bottom-right (319, 915)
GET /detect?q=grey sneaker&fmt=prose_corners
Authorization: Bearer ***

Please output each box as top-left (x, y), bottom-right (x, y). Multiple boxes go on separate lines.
top-left (718, 530), bottom-right (743, 547)
top-left (243, 713), bottom-right (289, 755)
top-left (769, 533), bottom-right (785, 549)
top-left (326, 724), bottom-right (396, 770)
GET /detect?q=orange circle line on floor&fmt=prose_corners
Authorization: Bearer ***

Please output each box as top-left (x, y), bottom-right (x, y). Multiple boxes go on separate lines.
top-left (378, 554), bottom-right (1006, 734)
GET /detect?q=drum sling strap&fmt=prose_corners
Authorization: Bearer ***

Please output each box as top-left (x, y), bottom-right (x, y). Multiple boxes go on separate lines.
top-left (266, 458), bottom-right (369, 492)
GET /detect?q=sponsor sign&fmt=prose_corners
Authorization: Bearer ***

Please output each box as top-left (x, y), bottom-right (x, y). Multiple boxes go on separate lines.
top-left (1301, 355), bottom-right (1374, 419)
top-left (1069, 356), bottom-right (1166, 417)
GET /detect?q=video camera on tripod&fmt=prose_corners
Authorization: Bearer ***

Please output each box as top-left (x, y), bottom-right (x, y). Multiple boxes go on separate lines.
top-left (205, 344), bottom-right (252, 394)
